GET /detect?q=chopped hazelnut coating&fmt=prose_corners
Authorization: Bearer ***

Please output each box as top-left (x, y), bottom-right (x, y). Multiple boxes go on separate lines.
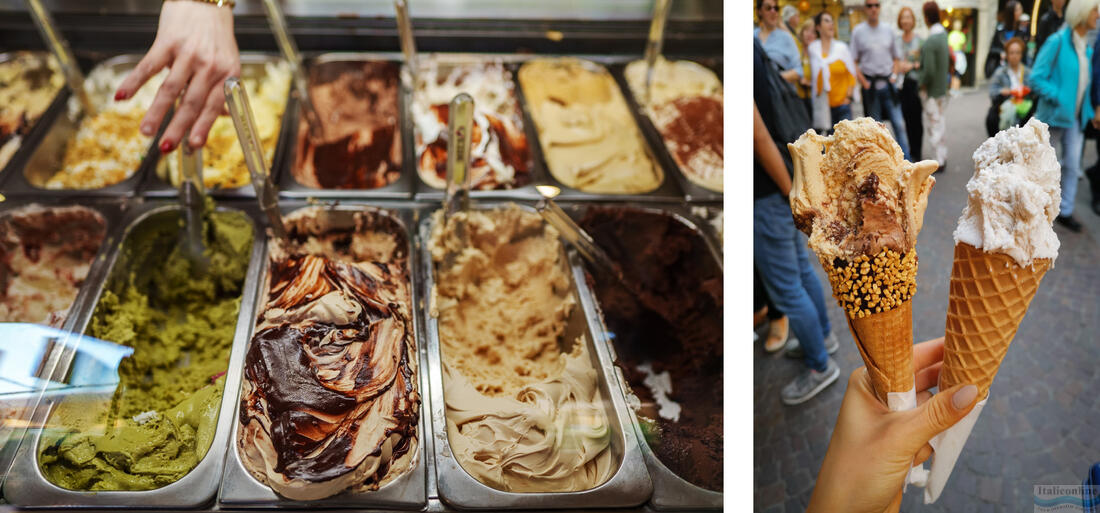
top-left (822, 247), bottom-right (918, 318)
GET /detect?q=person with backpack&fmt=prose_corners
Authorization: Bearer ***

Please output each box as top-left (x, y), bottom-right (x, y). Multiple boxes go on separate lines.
top-left (1029, 0), bottom-right (1100, 233)
top-left (754, 37), bottom-right (841, 406)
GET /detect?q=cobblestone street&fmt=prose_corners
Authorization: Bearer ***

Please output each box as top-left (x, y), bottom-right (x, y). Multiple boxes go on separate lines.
top-left (754, 90), bottom-right (1100, 512)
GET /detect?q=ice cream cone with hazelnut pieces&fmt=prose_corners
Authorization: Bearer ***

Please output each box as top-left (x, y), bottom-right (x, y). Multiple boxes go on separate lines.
top-left (924, 119), bottom-right (1059, 503)
top-left (788, 118), bottom-right (938, 410)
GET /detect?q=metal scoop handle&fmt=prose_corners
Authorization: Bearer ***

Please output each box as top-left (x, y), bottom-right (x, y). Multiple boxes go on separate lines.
top-left (643, 0), bottom-right (672, 105)
top-left (444, 93), bottom-right (474, 219)
top-left (224, 76), bottom-right (287, 240)
top-left (394, 0), bottom-right (419, 87)
top-left (262, 0), bottom-right (324, 139)
top-left (26, 0), bottom-right (94, 115)
top-left (535, 198), bottom-right (622, 281)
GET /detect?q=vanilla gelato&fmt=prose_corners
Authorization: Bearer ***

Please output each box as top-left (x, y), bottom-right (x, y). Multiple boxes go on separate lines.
top-left (954, 119), bottom-right (1061, 267)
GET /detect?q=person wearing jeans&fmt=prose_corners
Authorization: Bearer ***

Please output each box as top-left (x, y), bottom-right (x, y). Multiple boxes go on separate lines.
top-left (851, 0), bottom-right (911, 160)
top-left (1028, 0), bottom-right (1100, 232)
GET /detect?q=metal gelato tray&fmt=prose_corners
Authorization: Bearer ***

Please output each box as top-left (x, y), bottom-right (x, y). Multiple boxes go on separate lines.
top-left (217, 201), bottom-right (427, 509)
top-left (560, 203), bottom-right (723, 511)
top-left (2, 54), bottom-right (168, 198)
top-left (277, 52), bottom-right (416, 200)
top-left (416, 202), bottom-right (652, 510)
top-left (140, 53), bottom-right (295, 199)
top-left (410, 53), bottom-right (547, 203)
top-left (609, 59), bottom-right (724, 204)
top-left (3, 201), bottom-right (268, 508)
top-left (0, 51), bottom-right (72, 184)
top-left (512, 56), bottom-right (683, 204)
top-left (0, 197), bottom-right (130, 492)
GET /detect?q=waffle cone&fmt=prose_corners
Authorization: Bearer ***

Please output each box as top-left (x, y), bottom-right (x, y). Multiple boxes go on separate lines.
top-left (845, 300), bottom-right (915, 403)
top-left (940, 242), bottom-right (1051, 398)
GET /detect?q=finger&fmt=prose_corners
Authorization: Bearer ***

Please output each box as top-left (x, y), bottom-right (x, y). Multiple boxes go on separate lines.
top-left (144, 54), bottom-right (196, 145)
top-left (903, 383), bottom-right (980, 444)
top-left (160, 67), bottom-right (216, 152)
top-left (915, 361), bottom-right (943, 392)
top-left (115, 43), bottom-right (171, 103)
top-left (912, 336), bottom-right (945, 371)
top-left (913, 443), bottom-right (934, 465)
top-left (188, 86), bottom-right (227, 149)
top-left (916, 390), bottom-right (932, 405)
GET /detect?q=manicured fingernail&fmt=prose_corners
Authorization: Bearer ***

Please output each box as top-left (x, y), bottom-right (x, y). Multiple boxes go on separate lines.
top-left (952, 385), bottom-right (978, 409)
top-left (141, 123), bottom-right (153, 136)
top-left (160, 140), bottom-right (175, 153)
top-left (114, 90), bottom-right (127, 101)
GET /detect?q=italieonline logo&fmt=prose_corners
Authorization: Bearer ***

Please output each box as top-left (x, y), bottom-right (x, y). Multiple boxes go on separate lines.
top-left (1034, 485), bottom-right (1100, 512)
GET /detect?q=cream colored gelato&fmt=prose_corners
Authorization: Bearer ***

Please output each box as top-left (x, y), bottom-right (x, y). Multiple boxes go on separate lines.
top-left (954, 119), bottom-right (1061, 266)
top-left (160, 60), bottom-right (291, 190)
top-left (788, 118), bottom-right (939, 261)
top-left (430, 205), bottom-right (614, 492)
top-left (518, 58), bottom-right (661, 194)
top-left (44, 63), bottom-right (166, 189)
top-left (0, 53), bottom-right (64, 170)
top-left (624, 58), bottom-right (723, 192)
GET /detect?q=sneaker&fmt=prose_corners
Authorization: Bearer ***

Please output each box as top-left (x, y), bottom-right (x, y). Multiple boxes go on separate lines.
top-left (763, 316), bottom-right (790, 353)
top-left (785, 332), bottom-right (839, 359)
top-left (1056, 215), bottom-right (1083, 233)
top-left (782, 358), bottom-right (841, 405)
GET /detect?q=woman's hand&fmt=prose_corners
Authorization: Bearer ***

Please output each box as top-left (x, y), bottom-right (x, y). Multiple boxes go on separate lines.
top-left (114, 0), bottom-right (240, 152)
top-left (807, 338), bottom-right (980, 513)
top-left (1001, 88), bottom-right (1012, 97)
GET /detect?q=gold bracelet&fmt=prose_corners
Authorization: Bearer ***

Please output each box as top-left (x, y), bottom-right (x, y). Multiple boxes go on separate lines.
top-left (167, 0), bottom-right (236, 9)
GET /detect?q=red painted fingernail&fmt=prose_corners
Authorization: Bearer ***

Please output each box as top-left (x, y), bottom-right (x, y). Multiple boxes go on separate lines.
top-left (114, 90), bottom-right (126, 101)
top-left (160, 140), bottom-right (175, 153)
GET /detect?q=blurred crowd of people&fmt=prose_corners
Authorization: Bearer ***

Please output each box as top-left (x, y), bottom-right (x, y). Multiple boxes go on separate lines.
top-left (755, 0), bottom-right (1100, 411)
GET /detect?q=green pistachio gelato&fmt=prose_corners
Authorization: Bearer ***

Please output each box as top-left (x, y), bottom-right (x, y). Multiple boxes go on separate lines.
top-left (38, 208), bottom-right (254, 491)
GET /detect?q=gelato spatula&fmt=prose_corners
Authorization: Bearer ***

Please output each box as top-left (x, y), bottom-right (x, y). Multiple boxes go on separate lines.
top-left (177, 125), bottom-right (208, 270)
top-left (642, 0), bottom-right (672, 106)
top-left (262, 0), bottom-right (324, 141)
top-left (394, 0), bottom-right (419, 88)
top-left (26, 0), bottom-right (94, 116)
top-left (442, 93), bottom-right (474, 269)
top-left (225, 76), bottom-right (288, 241)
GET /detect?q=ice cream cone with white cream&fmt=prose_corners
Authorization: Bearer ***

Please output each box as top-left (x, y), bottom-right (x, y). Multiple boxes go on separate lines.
top-left (788, 118), bottom-right (938, 410)
top-left (923, 118), bottom-right (1059, 503)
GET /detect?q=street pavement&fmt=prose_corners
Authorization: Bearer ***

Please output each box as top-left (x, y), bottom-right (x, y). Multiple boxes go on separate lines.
top-left (754, 89), bottom-right (1100, 512)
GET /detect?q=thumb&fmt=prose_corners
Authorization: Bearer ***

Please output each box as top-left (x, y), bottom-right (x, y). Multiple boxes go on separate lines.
top-left (905, 384), bottom-right (980, 444)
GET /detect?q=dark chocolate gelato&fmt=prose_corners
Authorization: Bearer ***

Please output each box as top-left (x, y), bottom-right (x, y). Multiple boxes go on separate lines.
top-left (579, 206), bottom-right (723, 492)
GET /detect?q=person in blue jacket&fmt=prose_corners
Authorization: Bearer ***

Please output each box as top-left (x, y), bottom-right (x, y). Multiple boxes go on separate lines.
top-left (1029, 0), bottom-right (1100, 233)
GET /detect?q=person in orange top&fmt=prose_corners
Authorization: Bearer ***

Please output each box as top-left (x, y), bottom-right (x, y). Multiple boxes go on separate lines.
top-left (808, 11), bottom-right (859, 130)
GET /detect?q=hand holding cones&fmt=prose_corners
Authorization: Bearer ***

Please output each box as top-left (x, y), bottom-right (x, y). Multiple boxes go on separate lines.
top-left (923, 119), bottom-right (1060, 503)
top-left (788, 118), bottom-right (938, 409)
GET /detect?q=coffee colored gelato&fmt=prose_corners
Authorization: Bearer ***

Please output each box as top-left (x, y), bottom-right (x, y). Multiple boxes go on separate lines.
top-left (578, 206), bottom-right (723, 491)
top-left (788, 118), bottom-right (939, 262)
top-left (430, 205), bottom-right (614, 492)
top-left (0, 205), bottom-right (106, 326)
top-left (238, 207), bottom-right (419, 500)
top-left (624, 58), bottom-right (723, 192)
top-left (37, 207), bottom-right (254, 490)
top-left (413, 60), bottom-right (530, 190)
top-left (293, 61), bottom-right (402, 190)
top-left (518, 58), bottom-right (661, 194)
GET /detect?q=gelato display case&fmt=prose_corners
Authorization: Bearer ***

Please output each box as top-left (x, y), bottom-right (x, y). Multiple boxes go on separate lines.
top-left (0, 1), bottom-right (723, 510)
